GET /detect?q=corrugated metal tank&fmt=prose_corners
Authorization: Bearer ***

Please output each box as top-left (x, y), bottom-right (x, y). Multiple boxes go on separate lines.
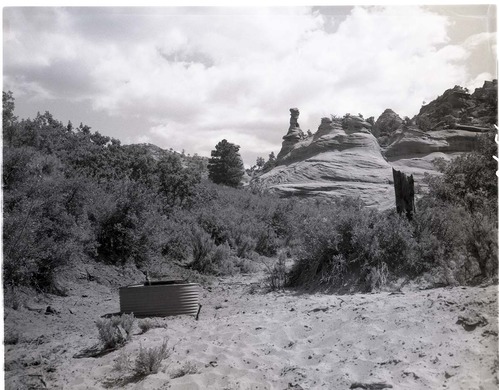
top-left (119, 281), bottom-right (200, 317)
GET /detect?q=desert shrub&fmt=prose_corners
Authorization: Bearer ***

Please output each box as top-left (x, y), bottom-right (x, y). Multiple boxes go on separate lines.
top-left (170, 361), bottom-right (198, 379)
top-left (113, 347), bottom-right (133, 372)
top-left (161, 211), bottom-right (194, 261)
top-left (267, 252), bottom-right (287, 290)
top-left (234, 234), bottom-right (256, 258)
top-left (190, 227), bottom-right (215, 271)
top-left (234, 257), bottom-right (260, 274)
top-left (134, 338), bottom-right (171, 377)
top-left (95, 313), bottom-right (135, 349)
top-left (255, 229), bottom-right (279, 256)
top-left (289, 198), bottom-right (419, 292)
top-left (96, 182), bottom-right (167, 267)
top-left (464, 212), bottom-right (497, 278)
top-left (3, 175), bottom-right (92, 293)
top-left (190, 235), bottom-right (236, 275)
top-left (427, 132), bottom-right (497, 212)
top-left (418, 131), bottom-right (498, 283)
top-left (138, 319), bottom-right (154, 334)
top-left (413, 197), bottom-right (497, 285)
top-left (209, 242), bottom-right (237, 275)
top-left (137, 318), bottom-right (167, 334)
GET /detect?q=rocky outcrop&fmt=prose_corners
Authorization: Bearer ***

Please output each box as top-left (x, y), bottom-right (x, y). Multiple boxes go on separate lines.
top-left (255, 81), bottom-right (496, 209)
top-left (383, 127), bottom-right (481, 185)
top-left (384, 127), bottom-right (479, 158)
top-left (258, 113), bottom-right (394, 208)
top-left (416, 80), bottom-right (497, 131)
top-left (372, 109), bottom-right (403, 142)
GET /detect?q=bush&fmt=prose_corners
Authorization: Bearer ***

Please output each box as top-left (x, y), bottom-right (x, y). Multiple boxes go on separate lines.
top-left (3, 175), bottom-right (91, 293)
top-left (190, 227), bottom-right (215, 272)
top-left (95, 313), bottom-right (135, 349)
top-left (267, 252), bottom-right (287, 290)
top-left (134, 338), bottom-right (170, 377)
top-left (113, 347), bottom-right (133, 372)
top-left (138, 318), bottom-right (166, 334)
top-left (190, 232), bottom-right (236, 275)
top-left (138, 319), bottom-right (154, 334)
top-left (255, 229), bottom-right (279, 257)
top-left (96, 182), bottom-right (167, 267)
top-left (289, 199), bottom-right (419, 292)
top-left (419, 131), bottom-right (498, 283)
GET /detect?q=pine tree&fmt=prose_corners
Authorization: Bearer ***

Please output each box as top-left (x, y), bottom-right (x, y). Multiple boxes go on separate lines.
top-left (208, 139), bottom-right (245, 187)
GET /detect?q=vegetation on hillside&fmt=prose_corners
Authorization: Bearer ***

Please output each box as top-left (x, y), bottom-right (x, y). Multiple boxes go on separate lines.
top-left (2, 91), bottom-right (497, 295)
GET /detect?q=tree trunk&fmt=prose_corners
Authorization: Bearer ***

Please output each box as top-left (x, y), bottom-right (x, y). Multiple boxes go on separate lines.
top-left (392, 168), bottom-right (415, 220)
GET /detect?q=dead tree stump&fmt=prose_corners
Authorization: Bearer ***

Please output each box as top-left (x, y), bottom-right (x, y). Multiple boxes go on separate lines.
top-left (392, 168), bottom-right (415, 220)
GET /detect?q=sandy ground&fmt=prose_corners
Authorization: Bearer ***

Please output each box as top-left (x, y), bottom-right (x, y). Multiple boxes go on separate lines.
top-left (4, 270), bottom-right (498, 390)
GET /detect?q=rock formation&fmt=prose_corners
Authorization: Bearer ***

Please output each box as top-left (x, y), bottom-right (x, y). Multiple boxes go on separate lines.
top-left (372, 109), bottom-right (403, 144)
top-left (277, 108), bottom-right (305, 160)
top-left (415, 80), bottom-right (497, 132)
top-left (254, 81), bottom-right (496, 209)
top-left (258, 113), bottom-right (394, 209)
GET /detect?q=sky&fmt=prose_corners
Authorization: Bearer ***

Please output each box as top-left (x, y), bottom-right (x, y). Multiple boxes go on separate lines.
top-left (3, 5), bottom-right (497, 166)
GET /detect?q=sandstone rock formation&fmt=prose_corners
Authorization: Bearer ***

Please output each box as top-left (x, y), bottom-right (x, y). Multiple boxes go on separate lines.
top-left (277, 108), bottom-right (305, 160)
top-left (416, 80), bottom-right (497, 132)
top-left (384, 127), bottom-right (480, 185)
top-left (372, 109), bottom-right (403, 141)
top-left (258, 114), bottom-right (394, 209)
top-left (255, 81), bottom-right (496, 209)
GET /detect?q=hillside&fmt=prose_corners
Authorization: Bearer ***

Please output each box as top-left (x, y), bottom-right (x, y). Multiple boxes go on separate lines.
top-left (255, 81), bottom-right (497, 208)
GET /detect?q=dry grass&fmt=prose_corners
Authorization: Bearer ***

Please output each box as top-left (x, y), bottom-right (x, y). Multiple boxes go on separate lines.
top-left (138, 318), bottom-right (167, 334)
top-left (134, 338), bottom-right (171, 377)
top-left (113, 347), bottom-right (133, 372)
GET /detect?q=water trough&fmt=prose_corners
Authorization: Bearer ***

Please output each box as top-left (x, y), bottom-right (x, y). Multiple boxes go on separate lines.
top-left (119, 280), bottom-right (200, 317)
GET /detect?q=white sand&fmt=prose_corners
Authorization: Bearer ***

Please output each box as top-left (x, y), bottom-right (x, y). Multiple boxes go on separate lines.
top-left (4, 272), bottom-right (498, 389)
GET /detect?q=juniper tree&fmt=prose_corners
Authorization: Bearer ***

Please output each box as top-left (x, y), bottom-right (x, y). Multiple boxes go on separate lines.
top-left (207, 139), bottom-right (244, 187)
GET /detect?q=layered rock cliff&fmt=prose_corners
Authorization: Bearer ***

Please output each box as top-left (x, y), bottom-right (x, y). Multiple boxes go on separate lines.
top-left (255, 81), bottom-right (497, 208)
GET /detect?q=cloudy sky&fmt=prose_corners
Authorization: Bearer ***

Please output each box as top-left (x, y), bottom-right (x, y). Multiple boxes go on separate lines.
top-left (3, 5), bottom-right (497, 166)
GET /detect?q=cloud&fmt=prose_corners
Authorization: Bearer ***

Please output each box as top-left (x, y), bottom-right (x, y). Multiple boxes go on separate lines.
top-left (3, 6), bottom-right (495, 166)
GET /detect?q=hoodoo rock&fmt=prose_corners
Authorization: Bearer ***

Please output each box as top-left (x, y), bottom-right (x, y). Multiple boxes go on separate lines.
top-left (277, 108), bottom-right (305, 160)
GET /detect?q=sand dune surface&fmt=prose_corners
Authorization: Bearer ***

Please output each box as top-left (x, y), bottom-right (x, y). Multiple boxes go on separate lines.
top-left (4, 272), bottom-right (498, 389)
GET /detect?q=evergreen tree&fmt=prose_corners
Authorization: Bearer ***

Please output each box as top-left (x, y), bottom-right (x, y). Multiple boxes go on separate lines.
top-left (208, 139), bottom-right (245, 187)
top-left (263, 151), bottom-right (276, 172)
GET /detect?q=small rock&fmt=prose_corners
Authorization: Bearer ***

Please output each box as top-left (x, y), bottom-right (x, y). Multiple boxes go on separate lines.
top-left (45, 306), bottom-right (58, 315)
top-left (456, 311), bottom-right (488, 331)
top-left (350, 382), bottom-right (393, 389)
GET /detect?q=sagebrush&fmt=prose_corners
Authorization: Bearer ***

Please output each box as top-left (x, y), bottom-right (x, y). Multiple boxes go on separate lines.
top-left (134, 338), bottom-right (171, 377)
top-left (95, 313), bottom-right (135, 349)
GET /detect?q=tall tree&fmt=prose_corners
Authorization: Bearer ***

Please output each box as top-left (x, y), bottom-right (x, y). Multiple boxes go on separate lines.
top-left (263, 151), bottom-right (276, 172)
top-left (208, 139), bottom-right (245, 187)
